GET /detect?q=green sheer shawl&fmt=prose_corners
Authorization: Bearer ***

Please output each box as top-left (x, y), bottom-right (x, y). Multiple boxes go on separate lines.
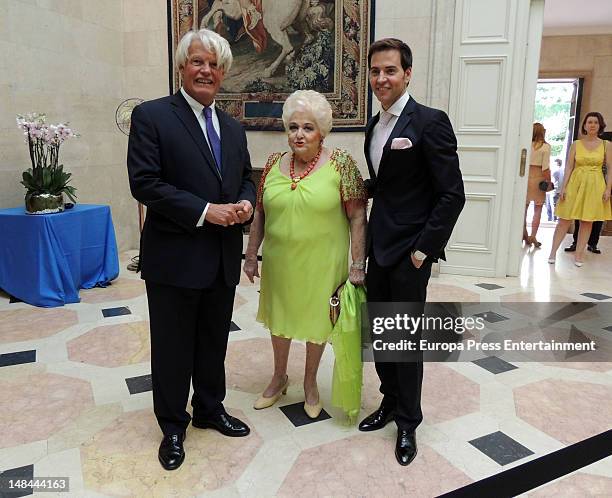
top-left (330, 281), bottom-right (367, 424)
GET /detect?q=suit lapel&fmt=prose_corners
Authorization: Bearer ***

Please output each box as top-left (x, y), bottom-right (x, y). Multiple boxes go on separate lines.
top-left (170, 92), bottom-right (222, 182)
top-left (364, 113), bottom-right (380, 179)
top-left (378, 97), bottom-right (416, 175)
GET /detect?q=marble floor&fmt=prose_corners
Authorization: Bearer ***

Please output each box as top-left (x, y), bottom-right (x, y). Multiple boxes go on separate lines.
top-left (0, 228), bottom-right (611, 497)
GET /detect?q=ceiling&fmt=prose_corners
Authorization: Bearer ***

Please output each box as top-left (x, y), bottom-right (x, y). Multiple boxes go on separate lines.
top-left (543, 0), bottom-right (612, 35)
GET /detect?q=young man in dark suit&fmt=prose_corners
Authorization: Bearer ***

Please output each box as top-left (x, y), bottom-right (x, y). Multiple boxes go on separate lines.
top-left (127, 29), bottom-right (256, 471)
top-left (360, 38), bottom-right (465, 466)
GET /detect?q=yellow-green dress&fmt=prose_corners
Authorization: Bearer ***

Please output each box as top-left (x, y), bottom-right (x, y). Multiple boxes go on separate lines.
top-left (556, 140), bottom-right (611, 221)
top-left (256, 149), bottom-right (366, 344)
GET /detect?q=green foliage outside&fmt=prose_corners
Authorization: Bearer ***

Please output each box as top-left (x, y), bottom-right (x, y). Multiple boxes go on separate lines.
top-left (533, 82), bottom-right (574, 158)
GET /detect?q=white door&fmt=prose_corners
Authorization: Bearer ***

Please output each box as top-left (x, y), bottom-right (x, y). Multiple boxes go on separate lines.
top-left (441, 0), bottom-right (545, 277)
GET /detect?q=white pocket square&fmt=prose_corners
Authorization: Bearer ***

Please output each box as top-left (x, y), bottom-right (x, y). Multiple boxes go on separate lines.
top-left (391, 137), bottom-right (413, 149)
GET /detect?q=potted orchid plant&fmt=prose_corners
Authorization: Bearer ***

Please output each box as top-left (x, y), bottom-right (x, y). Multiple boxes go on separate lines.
top-left (16, 113), bottom-right (78, 214)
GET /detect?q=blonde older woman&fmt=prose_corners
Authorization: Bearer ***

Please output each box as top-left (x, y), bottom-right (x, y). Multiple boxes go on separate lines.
top-left (243, 90), bottom-right (367, 418)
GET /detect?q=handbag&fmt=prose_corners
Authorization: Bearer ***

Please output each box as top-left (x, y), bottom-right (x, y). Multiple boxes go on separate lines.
top-left (329, 282), bottom-right (345, 325)
top-left (538, 180), bottom-right (554, 192)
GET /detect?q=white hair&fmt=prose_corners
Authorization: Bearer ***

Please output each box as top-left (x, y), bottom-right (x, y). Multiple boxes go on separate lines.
top-left (175, 29), bottom-right (233, 72)
top-left (282, 90), bottom-right (333, 137)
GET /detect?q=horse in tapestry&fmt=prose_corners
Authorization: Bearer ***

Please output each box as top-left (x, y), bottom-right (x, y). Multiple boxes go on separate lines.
top-left (200, 0), bottom-right (310, 77)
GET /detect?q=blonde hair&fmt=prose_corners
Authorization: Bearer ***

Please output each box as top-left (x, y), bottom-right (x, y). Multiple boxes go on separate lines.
top-left (532, 122), bottom-right (548, 149)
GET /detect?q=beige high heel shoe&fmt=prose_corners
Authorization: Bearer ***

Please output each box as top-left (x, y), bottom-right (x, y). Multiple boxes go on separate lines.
top-left (253, 375), bottom-right (289, 410)
top-left (303, 390), bottom-right (323, 419)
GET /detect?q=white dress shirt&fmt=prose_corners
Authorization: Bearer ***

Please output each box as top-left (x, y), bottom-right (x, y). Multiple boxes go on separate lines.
top-left (180, 87), bottom-right (221, 226)
top-left (369, 90), bottom-right (411, 174)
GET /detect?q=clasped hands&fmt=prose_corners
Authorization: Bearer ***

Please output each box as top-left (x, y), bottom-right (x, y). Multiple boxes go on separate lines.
top-left (205, 200), bottom-right (253, 227)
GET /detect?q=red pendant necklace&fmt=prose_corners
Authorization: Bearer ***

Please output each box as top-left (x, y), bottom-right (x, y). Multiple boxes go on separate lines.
top-left (290, 146), bottom-right (322, 190)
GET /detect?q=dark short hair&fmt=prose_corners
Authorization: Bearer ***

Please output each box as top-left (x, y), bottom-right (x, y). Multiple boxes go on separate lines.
top-left (581, 112), bottom-right (606, 135)
top-left (368, 38), bottom-right (413, 70)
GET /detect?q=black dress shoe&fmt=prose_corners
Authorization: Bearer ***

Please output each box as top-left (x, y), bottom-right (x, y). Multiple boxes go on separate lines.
top-left (358, 405), bottom-right (395, 432)
top-left (158, 432), bottom-right (185, 471)
top-left (192, 411), bottom-right (250, 437)
top-left (395, 430), bottom-right (417, 466)
top-left (564, 243), bottom-right (577, 252)
top-left (588, 245), bottom-right (601, 254)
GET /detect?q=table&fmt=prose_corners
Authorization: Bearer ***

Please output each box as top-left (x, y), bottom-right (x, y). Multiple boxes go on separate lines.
top-left (0, 204), bottom-right (119, 307)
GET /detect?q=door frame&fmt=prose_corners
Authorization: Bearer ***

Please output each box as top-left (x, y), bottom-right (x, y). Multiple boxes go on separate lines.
top-left (505, 0), bottom-right (546, 276)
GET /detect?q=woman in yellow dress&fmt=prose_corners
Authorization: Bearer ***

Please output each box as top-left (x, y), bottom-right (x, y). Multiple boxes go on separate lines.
top-left (243, 90), bottom-right (367, 418)
top-left (523, 123), bottom-right (551, 247)
top-left (549, 112), bottom-right (612, 266)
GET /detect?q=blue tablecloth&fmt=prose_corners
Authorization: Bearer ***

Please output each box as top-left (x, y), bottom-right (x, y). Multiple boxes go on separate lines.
top-left (0, 204), bottom-right (119, 307)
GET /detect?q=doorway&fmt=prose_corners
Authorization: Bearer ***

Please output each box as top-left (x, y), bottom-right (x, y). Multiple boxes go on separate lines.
top-left (526, 78), bottom-right (583, 234)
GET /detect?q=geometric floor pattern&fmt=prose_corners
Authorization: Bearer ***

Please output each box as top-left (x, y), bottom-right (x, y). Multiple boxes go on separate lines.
top-left (1, 231), bottom-right (611, 496)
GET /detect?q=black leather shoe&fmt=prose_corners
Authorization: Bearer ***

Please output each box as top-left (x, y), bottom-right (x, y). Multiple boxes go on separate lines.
top-left (564, 244), bottom-right (577, 252)
top-left (158, 432), bottom-right (185, 471)
top-left (358, 405), bottom-right (395, 432)
top-left (192, 411), bottom-right (250, 437)
top-left (587, 245), bottom-right (601, 254)
top-left (395, 430), bottom-right (417, 466)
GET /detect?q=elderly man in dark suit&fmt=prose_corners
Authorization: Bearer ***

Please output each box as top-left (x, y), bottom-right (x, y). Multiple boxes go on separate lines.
top-left (360, 38), bottom-right (465, 466)
top-left (127, 28), bottom-right (256, 471)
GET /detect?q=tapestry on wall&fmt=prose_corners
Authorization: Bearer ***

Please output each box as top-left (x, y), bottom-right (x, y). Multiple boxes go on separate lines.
top-left (169, 0), bottom-right (374, 131)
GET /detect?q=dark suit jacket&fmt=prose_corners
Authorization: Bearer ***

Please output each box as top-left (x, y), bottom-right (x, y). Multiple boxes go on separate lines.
top-left (127, 91), bottom-right (256, 289)
top-left (365, 97), bottom-right (465, 266)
